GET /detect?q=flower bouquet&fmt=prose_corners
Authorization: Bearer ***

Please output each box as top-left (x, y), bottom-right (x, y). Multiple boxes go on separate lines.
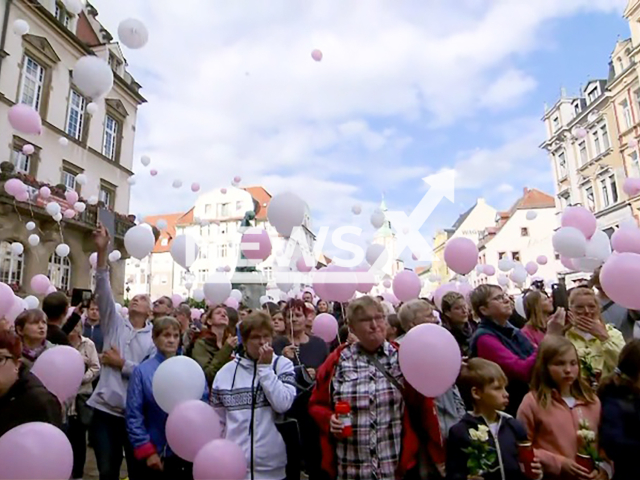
top-left (576, 419), bottom-right (600, 473)
top-left (464, 425), bottom-right (497, 478)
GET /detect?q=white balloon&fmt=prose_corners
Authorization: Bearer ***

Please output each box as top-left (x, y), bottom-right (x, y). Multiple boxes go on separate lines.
top-left (170, 235), bottom-right (200, 269)
top-left (509, 267), bottom-right (528, 285)
top-left (24, 295), bottom-right (39, 309)
top-left (141, 155), bottom-right (151, 167)
top-left (497, 274), bottom-right (509, 286)
top-left (53, 213), bottom-right (62, 222)
top-left (118, 18), bottom-right (149, 50)
top-left (10, 243), bottom-right (24, 255)
top-left (115, 303), bottom-right (122, 313)
top-left (475, 264), bottom-right (484, 274)
top-left (140, 223), bottom-right (153, 231)
top-left (109, 250), bottom-right (122, 262)
top-left (552, 227), bottom-right (587, 258)
top-left (526, 211), bottom-right (537, 221)
top-left (75, 174), bottom-right (88, 186)
top-left (124, 225), bottom-right (155, 260)
top-left (498, 258), bottom-right (514, 272)
top-left (46, 202), bottom-right (61, 217)
top-left (28, 234), bottom-right (40, 247)
top-left (427, 273), bottom-right (439, 282)
top-left (6, 296), bottom-right (27, 322)
top-left (89, 252), bottom-right (98, 268)
top-left (365, 244), bottom-right (387, 267)
top-left (63, 0), bottom-right (83, 15)
top-left (12, 19), bottom-right (29, 36)
top-left (156, 219), bottom-right (168, 230)
top-left (193, 289), bottom-right (205, 302)
top-left (87, 196), bottom-right (98, 206)
top-left (584, 229), bottom-right (612, 262)
top-left (514, 295), bottom-right (526, 317)
top-left (86, 102), bottom-right (99, 115)
top-left (172, 179), bottom-right (183, 189)
top-left (59, 137), bottom-right (69, 147)
top-left (267, 192), bottom-right (306, 237)
top-left (56, 244), bottom-right (70, 257)
top-left (371, 209), bottom-right (386, 229)
top-left (127, 176), bottom-right (137, 186)
top-left (572, 257), bottom-right (602, 273)
top-left (152, 356), bottom-right (205, 414)
top-left (73, 56), bottom-right (114, 99)
top-left (230, 289), bottom-right (243, 301)
top-left (25, 221), bottom-right (36, 231)
top-left (204, 274), bottom-right (232, 304)
top-left (352, 204), bottom-right (362, 215)
top-left (74, 202), bottom-right (86, 213)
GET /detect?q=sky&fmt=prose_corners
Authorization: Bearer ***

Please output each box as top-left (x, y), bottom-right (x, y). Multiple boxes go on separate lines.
top-left (91, 0), bottom-right (630, 263)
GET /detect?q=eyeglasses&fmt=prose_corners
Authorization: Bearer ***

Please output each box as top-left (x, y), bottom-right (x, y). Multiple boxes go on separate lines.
top-left (356, 314), bottom-right (386, 324)
top-left (0, 355), bottom-right (16, 367)
top-left (488, 293), bottom-right (509, 304)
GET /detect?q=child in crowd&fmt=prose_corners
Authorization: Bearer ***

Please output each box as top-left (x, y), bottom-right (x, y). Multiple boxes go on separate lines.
top-left (599, 339), bottom-right (640, 480)
top-left (447, 358), bottom-right (542, 480)
top-left (517, 336), bottom-right (611, 480)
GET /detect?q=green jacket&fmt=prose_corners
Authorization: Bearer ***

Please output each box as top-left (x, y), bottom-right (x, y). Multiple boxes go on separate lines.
top-left (191, 336), bottom-right (234, 386)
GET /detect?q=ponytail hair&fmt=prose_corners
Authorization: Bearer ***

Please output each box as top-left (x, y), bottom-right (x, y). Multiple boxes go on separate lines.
top-left (599, 339), bottom-right (640, 397)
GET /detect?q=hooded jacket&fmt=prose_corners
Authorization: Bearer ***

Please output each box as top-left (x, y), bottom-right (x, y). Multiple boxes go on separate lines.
top-left (446, 412), bottom-right (529, 480)
top-left (211, 354), bottom-right (296, 480)
top-left (126, 351), bottom-right (209, 460)
top-left (191, 335), bottom-right (235, 386)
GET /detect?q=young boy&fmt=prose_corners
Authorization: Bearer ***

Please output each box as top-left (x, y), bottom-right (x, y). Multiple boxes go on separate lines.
top-left (446, 358), bottom-right (543, 480)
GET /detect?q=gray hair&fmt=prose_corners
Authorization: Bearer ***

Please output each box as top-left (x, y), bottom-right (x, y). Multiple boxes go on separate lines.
top-left (398, 299), bottom-right (432, 332)
top-left (152, 316), bottom-right (181, 338)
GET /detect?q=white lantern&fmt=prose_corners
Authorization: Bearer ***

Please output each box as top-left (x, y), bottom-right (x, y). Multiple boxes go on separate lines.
top-left (73, 56), bottom-right (114, 99)
top-left (56, 244), bottom-right (70, 257)
top-left (28, 234), bottom-right (40, 247)
top-left (118, 18), bottom-right (149, 50)
top-left (12, 19), bottom-right (29, 36)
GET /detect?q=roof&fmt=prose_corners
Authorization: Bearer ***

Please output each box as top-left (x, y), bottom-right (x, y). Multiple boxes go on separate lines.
top-left (445, 202), bottom-right (475, 234)
top-left (416, 265), bottom-right (432, 276)
top-left (176, 207), bottom-right (194, 227)
top-left (242, 186), bottom-right (272, 221)
top-left (144, 213), bottom-right (185, 253)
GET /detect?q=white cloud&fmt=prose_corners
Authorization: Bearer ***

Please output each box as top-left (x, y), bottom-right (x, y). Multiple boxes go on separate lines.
top-left (91, 0), bottom-right (624, 233)
top-left (497, 183), bottom-right (516, 194)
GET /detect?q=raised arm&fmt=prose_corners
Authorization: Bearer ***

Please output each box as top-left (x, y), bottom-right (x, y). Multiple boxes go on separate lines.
top-left (93, 224), bottom-right (121, 335)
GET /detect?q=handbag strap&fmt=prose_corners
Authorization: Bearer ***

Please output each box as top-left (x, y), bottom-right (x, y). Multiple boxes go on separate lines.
top-left (362, 351), bottom-right (405, 395)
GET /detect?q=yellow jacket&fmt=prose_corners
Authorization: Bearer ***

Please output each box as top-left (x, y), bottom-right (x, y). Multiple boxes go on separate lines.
top-left (566, 324), bottom-right (624, 378)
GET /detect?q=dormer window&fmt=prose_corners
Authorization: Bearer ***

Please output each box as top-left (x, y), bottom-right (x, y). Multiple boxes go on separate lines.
top-left (574, 102), bottom-right (581, 114)
top-left (588, 87), bottom-right (599, 103)
top-left (108, 52), bottom-right (123, 75)
top-left (54, 1), bottom-right (71, 28)
top-left (552, 116), bottom-right (560, 132)
top-left (618, 57), bottom-right (624, 74)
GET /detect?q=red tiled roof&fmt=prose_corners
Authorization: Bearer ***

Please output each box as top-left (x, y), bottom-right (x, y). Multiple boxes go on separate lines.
top-left (243, 186), bottom-right (272, 220)
top-left (176, 207), bottom-right (195, 227)
top-left (144, 213), bottom-right (185, 253)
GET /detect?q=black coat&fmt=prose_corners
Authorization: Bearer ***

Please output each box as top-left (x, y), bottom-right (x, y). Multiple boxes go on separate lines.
top-left (0, 367), bottom-right (63, 438)
top-left (600, 383), bottom-right (640, 480)
top-left (446, 413), bottom-right (529, 480)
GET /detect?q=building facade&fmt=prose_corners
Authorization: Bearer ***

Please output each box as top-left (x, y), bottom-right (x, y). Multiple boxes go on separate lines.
top-left (0, 0), bottom-right (143, 300)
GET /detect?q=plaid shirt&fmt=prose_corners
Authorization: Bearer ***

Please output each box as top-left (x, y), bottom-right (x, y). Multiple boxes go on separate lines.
top-left (331, 341), bottom-right (404, 480)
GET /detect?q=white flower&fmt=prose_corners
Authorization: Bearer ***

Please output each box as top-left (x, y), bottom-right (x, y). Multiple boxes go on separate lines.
top-left (578, 429), bottom-right (596, 442)
top-left (469, 425), bottom-right (490, 442)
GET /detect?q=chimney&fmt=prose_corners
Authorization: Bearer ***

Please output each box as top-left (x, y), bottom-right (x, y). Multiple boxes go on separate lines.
top-left (523, 187), bottom-right (529, 195)
top-left (477, 197), bottom-right (485, 204)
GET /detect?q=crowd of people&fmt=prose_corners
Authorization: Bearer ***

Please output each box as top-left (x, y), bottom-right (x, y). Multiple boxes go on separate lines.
top-left (0, 226), bottom-right (639, 480)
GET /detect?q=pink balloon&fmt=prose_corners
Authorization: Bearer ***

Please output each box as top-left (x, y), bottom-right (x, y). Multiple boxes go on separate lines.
top-left (0, 422), bottom-right (73, 480)
top-left (536, 255), bottom-right (548, 265)
top-left (623, 178), bottom-right (640, 197)
top-left (171, 293), bottom-right (183, 306)
top-left (193, 439), bottom-right (247, 480)
top-left (224, 297), bottom-right (239, 310)
top-left (323, 265), bottom-right (357, 303)
top-left (525, 261), bottom-right (538, 276)
top-left (483, 265), bottom-right (496, 276)
top-left (4, 178), bottom-right (24, 196)
top-left (121, 307), bottom-right (129, 317)
top-left (399, 324), bottom-right (462, 397)
top-left (233, 176), bottom-right (241, 184)
top-left (311, 49), bottom-right (323, 62)
top-left (191, 308), bottom-right (202, 320)
top-left (166, 400), bottom-right (222, 462)
top-left (312, 313), bottom-right (338, 342)
top-left (296, 256), bottom-right (313, 273)
top-left (46, 285), bottom-right (57, 295)
top-left (15, 190), bottom-right (29, 202)
top-left (600, 252), bottom-right (640, 309)
top-left (191, 183), bottom-right (200, 193)
top-left (150, 169), bottom-right (158, 176)
top-left (22, 144), bottom-right (35, 155)
top-left (221, 188), bottom-right (227, 194)
top-left (560, 255), bottom-right (575, 270)
top-left (458, 282), bottom-right (473, 300)
top-left (39, 186), bottom-right (51, 199)
top-left (31, 346), bottom-right (84, 402)
top-left (63, 209), bottom-right (76, 219)
top-left (444, 237), bottom-right (479, 275)
top-left (65, 190), bottom-right (79, 205)
top-left (30, 274), bottom-right (51, 295)
top-left (0, 283), bottom-right (15, 317)
top-left (561, 206), bottom-right (597, 239)
top-left (313, 268), bottom-right (329, 300)
top-left (392, 270), bottom-right (421, 302)
top-left (611, 226), bottom-right (640, 254)
top-left (383, 279), bottom-right (391, 288)
top-left (8, 103), bottom-right (42, 135)
top-left (240, 228), bottom-right (272, 260)
top-left (433, 282), bottom-right (460, 310)
top-left (381, 291), bottom-right (400, 306)
top-left (355, 267), bottom-right (375, 294)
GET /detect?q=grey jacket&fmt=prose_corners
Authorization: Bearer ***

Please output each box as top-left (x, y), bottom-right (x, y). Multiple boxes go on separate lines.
top-left (87, 268), bottom-right (155, 417)
top-left (435, 385), bottom-right (466, 439)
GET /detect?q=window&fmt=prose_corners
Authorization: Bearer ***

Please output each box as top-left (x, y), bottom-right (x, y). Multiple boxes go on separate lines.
top-left (205, 204), bottom-right (212, 214)
top-left (622, 99), bottom-right (633, 129)
top-left (557, 151), bottom-right (567, 178)
top-left (54, 1), bottom-right (71, 27)
top-left (512, 252), bottom-right (521, 262)
top-left (635, 90), bottom-right (640, 117)
top-left (48, 253), bottom-right (71, 291)
top-left (18, 56), bottom-right (45, 111)
top-left (108, 53), bottom-right (122, 74)
top-left (552, 116), bottom-right (560, 132)
top-left (103, 115), bottom-right (119, 160)
top-left (579, 141), bottom-right (588, 165)
top-left (574, 102), bottom-right (581, 115)
top-left (593, 129), bottom-right (601, 156)
top-left (618, 57), bottom-right (624, 74)
top-left (601, 178), bottom-right (611, 207)
top-left (600, 123), bottom-right (610, 150)
top-left (11, 148), bottom-right (30, 174)
top-left (201, 246), bottom-right (208, 260)
top-left (160, 238), bottom-right (168, 246)
top-left (631, 151), bottom-right (640, 177)
top-left (217, 203), bottom-right (230, 217)
top-left (498, 252), bottom-right (506, 260)
top-left (262, 266), bottom-right (273, 280)
top-left (555, 253), bottom-right (561, 261)
top-left (218, 243), bottom-right (228, 258)
top-left (601, 174), bottom-right (619, 207)
top-left (0, 241), bottom-right (24, 286)
top-left (62, 169), bottom-right (77, 191)
top-left (584, 185), bottom-right (596, 212)
top-left (99, 182), bottom-right (115, 208)
top-left (588, 88), bottom-right (599, 103)
top-left (559, 192), bottom-right (571, 210)
top-left (610, 174), bottom-right (619, 203)
top-left (521, 227), bottom-right (529, 237)
top-left (66, 90), bottom-right (85, 140)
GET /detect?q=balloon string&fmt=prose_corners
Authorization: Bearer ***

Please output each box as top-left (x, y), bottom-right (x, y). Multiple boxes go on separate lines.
top-left (13, 201), bottom-right (23, 223)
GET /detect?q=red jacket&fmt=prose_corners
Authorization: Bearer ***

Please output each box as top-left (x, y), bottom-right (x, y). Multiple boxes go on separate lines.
top-left (308, 343), bottom-right (445, 479)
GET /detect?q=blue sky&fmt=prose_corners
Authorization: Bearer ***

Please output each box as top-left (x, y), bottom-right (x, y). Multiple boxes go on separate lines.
top-left (93, 0), bottom-right (630, 262)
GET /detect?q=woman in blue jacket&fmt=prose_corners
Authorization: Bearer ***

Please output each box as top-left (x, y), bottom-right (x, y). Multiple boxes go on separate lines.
top-left (126, 316), bottom-right (208, 480)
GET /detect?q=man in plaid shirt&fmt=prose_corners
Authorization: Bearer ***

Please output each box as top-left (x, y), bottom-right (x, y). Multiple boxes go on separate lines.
top-left (309, 296), bottom-right (445, 480)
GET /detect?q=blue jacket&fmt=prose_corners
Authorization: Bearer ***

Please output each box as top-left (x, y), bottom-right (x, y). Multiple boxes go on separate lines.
top-left (125, 352), bottom-right (208, 460)
top-left (446, 412), bottom-right (529, 480)
top-left (600, 383), bottom-right (640, 480)
top-left (83, 322), bottom-right (104, 353)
